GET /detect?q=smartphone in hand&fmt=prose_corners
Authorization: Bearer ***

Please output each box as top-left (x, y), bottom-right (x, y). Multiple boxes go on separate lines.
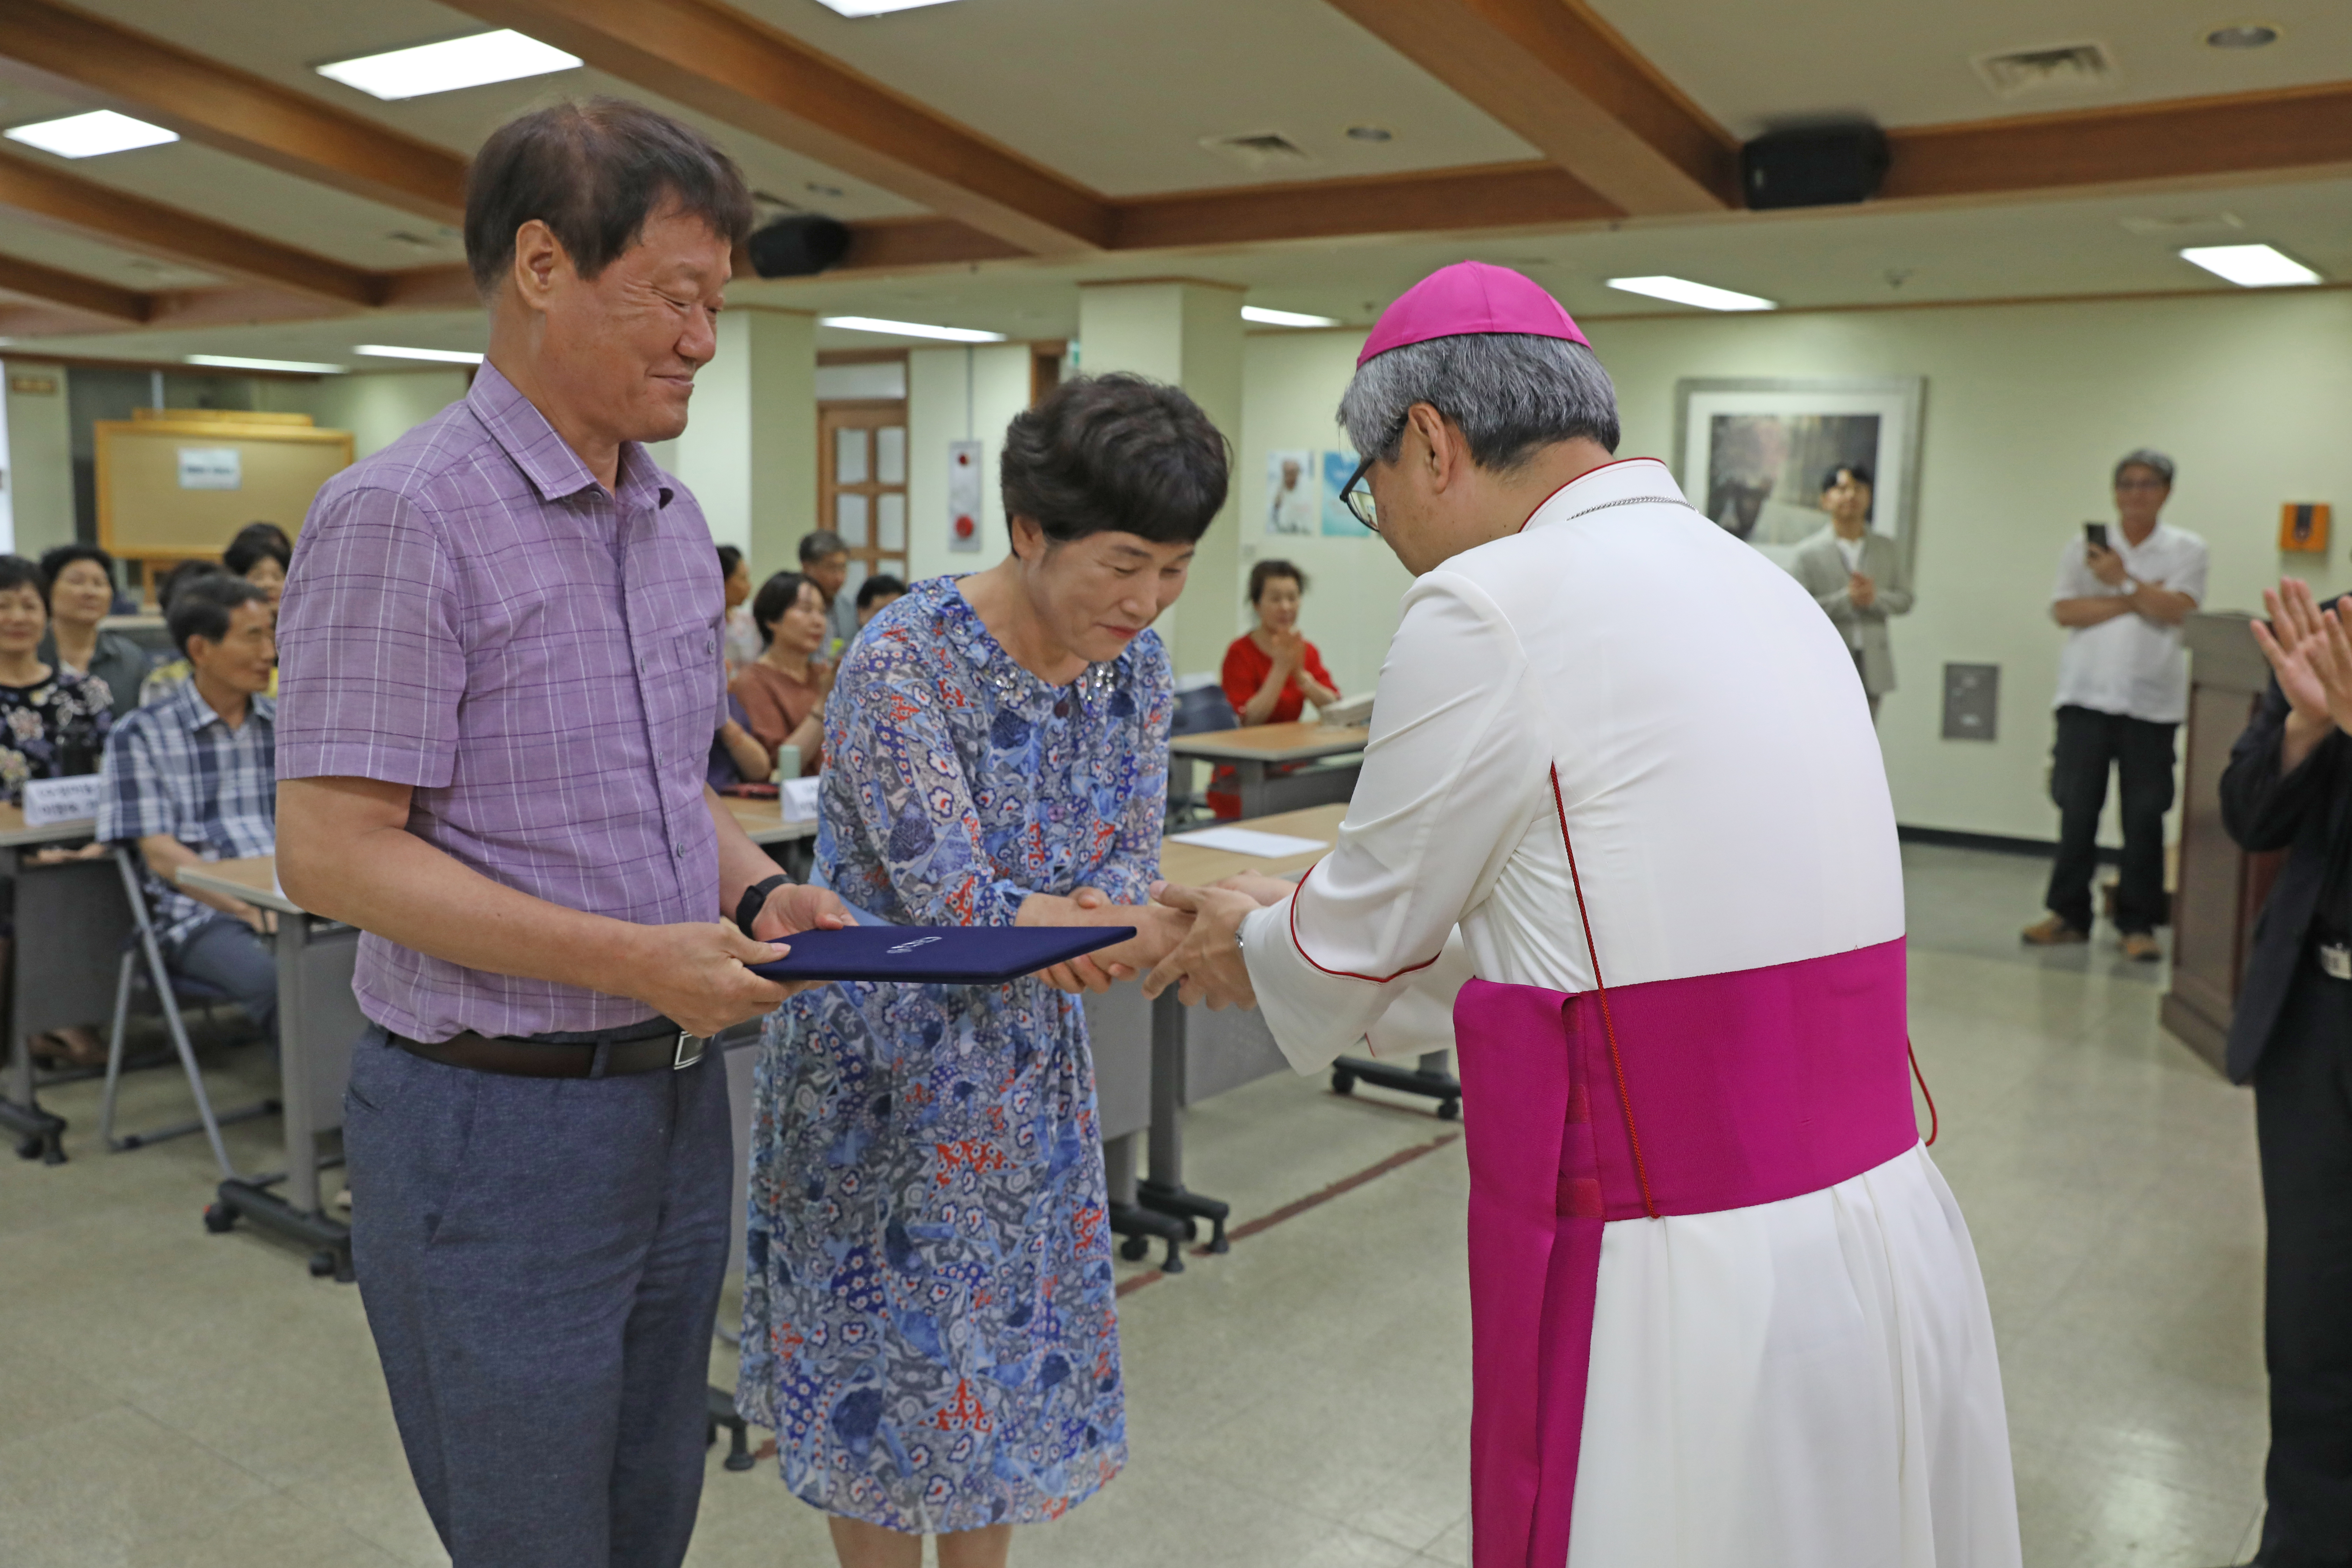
top-left (2084, 521), bottom-right (2109, 552)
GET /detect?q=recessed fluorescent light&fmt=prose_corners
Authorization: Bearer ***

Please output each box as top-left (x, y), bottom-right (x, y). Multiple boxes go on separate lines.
top-left (811, 0), bottom-right (966, 14)
top-left (1605, 275), bottom-right (1777, 312)
top-left (820, 315), bottom-right (1005, 343)
top-left (2178, 243), bottom-right (2322, 287)
top-left (1241, 306), bottom-right (1340, 328)
top-left (185, 354), bottom-right (346, 375)
top-left (316, 30), bottom-right (579, 101)
top-left (5, 110), bottom-right (177, 159)
top-left (354, 344), bottom-right (484, 364)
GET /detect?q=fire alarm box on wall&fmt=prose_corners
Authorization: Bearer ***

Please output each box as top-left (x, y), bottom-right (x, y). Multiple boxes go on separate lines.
top-left (2280, 502), bottom-right (2331, 554)
top-left (947, 440), bottom-right (983, 554)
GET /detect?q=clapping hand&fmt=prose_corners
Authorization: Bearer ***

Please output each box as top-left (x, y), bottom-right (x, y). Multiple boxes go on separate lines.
top-left (1265, 627), bottom-right (1306, 672)
top-left (2253, 578), bottom-right (2352, 744)
top-left (1848, 570), bottom-right (1877, 610)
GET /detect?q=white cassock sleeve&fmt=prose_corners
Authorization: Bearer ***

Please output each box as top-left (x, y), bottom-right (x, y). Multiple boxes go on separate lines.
top-left (1240, 570), bottom-right (1552, 1074)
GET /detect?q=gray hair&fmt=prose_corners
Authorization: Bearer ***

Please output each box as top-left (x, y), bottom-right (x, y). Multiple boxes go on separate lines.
top-left (798, 529), bottom-right (849, 562)
top-left (1337, 333), bottom-right (1619, 471)
top-left (2113, 448), bottom-right (2175, 487)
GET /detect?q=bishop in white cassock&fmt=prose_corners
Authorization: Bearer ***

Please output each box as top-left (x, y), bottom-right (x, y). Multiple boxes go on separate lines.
top-left (1147, 262), bottom-right (2020, 1568)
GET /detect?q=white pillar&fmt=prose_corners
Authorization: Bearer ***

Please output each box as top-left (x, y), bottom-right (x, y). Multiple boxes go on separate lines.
top-left (1075, 280), bottom-right (1245, 681)
top-left (663, 307), bottom-right (815, 576)
top-left (905, 342), bottom-right (1035, 586)
top-left (1, 362), bottom-right (72, 558)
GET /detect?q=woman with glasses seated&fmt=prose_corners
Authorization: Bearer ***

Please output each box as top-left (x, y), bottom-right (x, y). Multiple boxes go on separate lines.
top-left (1208, 559), bottom-right (1339, 817)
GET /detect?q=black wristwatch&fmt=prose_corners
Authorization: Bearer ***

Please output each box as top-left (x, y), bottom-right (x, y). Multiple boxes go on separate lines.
top-left (735, 874), bottom-right (793, 936)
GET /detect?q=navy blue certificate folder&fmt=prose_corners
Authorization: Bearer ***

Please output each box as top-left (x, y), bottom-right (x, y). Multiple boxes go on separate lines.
top-left (748, 924), bottom-right (1137, 984)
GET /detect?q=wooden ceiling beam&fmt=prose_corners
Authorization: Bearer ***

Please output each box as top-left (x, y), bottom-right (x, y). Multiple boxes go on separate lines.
top-left (1116, 162), bottom-right (1618, 250)
top-left (0, 147), bottom-right (384, 306)
top-left (1884, 82), bottom-right (2352, 203)
top-left (0, 250), bottom-right (147, 321)
top-left (438, 0), bottom-right (1115, 256)
top-left (1321, 0), bottom-right (1737, 215)
top-left (0, 0), bottom-right (468, 225)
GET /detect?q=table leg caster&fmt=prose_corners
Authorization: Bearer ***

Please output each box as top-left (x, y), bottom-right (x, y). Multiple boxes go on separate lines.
top-left (1109, 1200), bottom-right (1188, 1273)
top-left (1330, 1066), bottom-right (1356, 1096)
top-left (1437, 1096), bottom-right (1461, 1121)
top-left (203, 1202), bottom-right (236, 1234)
top-left (1138, 1179), bottom-right (1231, 1256)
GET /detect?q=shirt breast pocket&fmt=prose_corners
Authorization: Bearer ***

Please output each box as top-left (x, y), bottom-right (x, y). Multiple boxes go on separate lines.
top-left (651, 620), bottom-right (724, 767)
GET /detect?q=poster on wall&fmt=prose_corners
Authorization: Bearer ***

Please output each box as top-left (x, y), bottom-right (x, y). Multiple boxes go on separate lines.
top-left (1673, 377), bottom-right (1925, 575)
top-left (1320, 449), bottom-right (1373, 538)
top-left (1266, 450), bottom-right (1315, 536)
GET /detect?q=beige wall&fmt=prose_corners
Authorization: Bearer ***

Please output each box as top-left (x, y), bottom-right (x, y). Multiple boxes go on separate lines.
top-left (301, 370), bottom-right (471, 461)
top-left (1, 361), bottom-right (74, 559)
top-left (1234, 328), bottom-right (1413, 700)
top-left (1229, 289), bottom-right (2352, 844)
top-left (663, 308), bottom-right (815, 567)
top-left (904, 342), bottom-right (1033, 590)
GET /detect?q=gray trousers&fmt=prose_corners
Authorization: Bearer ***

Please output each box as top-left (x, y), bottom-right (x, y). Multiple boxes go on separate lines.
top-left (169, 914), bottom-right (278, 1042)
top-left (343, 1025), bottom-right (733, 1568)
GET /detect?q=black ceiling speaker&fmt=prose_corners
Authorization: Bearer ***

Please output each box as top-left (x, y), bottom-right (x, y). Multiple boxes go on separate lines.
top-left (1740, 125), bottom-right (1889, 210)
top-left (747, 215), bottom-right (853, 278)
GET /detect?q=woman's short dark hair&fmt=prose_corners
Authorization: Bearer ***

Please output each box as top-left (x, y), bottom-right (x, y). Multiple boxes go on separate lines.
top-left (751, 571), bottom-right (814, 649)
top-left (224, 522), bottom-right (292, 578)
top-left (855, 573), bottom-right (908, 611)
top-left (0, 554), bottom-right (45, 602)
top-left (38, 543), bottom-right (115, 606)
top-left (1248, 559), bottom-right (1307, 604)
top-left (168, 576), bottom-right (267, 658)
top-left (157, 559), bottom-right (230, 614)
top-left (999, 374), bottom-right (1230, 547)
top-left (1820, 462), bottom-right (1874, 493)
top-left (716, 544), bottom-right (744, 580)
top-left (465, 98), bottom-right (756, 295)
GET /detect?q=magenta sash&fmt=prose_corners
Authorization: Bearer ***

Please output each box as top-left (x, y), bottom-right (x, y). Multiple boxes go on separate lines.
top-left (1452, 936), bottom-right (1920, 1568)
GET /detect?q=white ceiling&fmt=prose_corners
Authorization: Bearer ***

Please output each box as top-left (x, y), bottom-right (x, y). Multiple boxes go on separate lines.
top-left (1590, 0), bottom-right (2352, 136)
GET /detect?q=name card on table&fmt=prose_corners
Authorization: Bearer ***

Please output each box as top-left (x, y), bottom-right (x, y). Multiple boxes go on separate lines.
top-left (22, 775), bottom-right (103, 826)
top-left (780, 775), bottom-right (823, 822)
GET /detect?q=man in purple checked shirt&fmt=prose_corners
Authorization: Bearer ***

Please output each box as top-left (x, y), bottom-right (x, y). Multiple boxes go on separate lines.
top-left (275, 100), bottom-right (847, 1568)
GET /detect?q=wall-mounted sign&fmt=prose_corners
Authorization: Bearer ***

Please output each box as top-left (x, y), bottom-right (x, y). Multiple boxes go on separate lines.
top-left (176, 446), bottom-right (242, 490)
top-left (2279, 502), bottom-right (2332, 554)
top-left (8, 374), bottom-right (58, 396)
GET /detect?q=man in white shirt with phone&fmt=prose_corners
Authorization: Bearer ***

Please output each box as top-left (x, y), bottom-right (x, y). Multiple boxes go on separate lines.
top-left (2023, 448), bottom-right (2208, 960)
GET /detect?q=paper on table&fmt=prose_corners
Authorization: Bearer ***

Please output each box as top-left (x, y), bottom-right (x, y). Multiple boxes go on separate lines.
top-left (780, 775), bottom-right (823, 821)
top-left (1167, 825), bottom-right (1331, 858)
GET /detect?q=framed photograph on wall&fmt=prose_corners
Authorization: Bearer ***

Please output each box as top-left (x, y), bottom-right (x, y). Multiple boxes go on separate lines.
top-left (1672, 377), bottom-right (1926, 577)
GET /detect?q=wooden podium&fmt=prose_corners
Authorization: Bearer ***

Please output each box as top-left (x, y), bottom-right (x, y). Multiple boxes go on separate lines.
top-left (2161, 611), bottom-right (2284, 1075)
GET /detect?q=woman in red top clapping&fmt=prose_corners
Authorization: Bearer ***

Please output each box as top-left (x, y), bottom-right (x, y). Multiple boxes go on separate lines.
top-left (1208, 560), bottom-right (1339, 816)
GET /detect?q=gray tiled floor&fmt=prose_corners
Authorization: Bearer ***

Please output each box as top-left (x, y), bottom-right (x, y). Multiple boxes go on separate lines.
top-left (0, 843), bottom-right (2269, 1566)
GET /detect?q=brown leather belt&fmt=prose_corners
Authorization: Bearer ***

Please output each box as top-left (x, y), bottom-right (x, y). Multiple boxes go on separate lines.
top-left (390, 1024), bottom-right (706, 1078)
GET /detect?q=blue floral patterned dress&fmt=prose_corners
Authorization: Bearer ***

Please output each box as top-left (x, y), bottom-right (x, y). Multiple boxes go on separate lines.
top-left (738, 576), bottom-right (1171, 1533)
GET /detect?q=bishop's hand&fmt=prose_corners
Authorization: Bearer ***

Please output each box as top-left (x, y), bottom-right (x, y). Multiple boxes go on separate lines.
top-left (1142, 884), bottom-right (1260, 1009)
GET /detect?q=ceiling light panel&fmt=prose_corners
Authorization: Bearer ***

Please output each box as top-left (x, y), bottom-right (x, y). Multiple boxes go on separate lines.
top-left (1605, 276), bottom-right (1777, 312)
top-left (812, 0), bottom-right (966, 14)
top-left (1241, 307), bottom-right (1340, 328)
top-left (2178, 243), bottom-right (2321, 287)
top-left (316, 31), bottom-right (580, 101)
top-left (186, 354), bottom-right (346, 374)
top-left (5, 110), bottom-right (177, 159)
top-left (354, 344), bottom-right (483, 364)
top-left (820, 315), bottom-right (1005, 342)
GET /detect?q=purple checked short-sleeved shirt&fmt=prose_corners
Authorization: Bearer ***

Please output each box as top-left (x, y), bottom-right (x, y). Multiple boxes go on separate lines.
top-left (275, 364), bottom-right (726, 1041)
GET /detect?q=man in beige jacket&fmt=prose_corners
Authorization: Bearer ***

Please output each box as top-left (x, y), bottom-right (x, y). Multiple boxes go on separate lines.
top-left (1786, 462), bottom-right (1912, 721)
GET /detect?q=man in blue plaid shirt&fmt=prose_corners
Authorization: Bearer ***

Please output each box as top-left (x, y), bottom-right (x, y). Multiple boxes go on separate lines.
top-left (98, 577), bottom-right (280, 1041)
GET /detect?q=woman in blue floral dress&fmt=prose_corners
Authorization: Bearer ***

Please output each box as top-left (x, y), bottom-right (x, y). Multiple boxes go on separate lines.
top-left (739, 375), bottom-right (1229, 1568)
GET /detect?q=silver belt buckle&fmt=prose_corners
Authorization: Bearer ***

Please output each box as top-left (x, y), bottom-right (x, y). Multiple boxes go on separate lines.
top-left (2322, 944), bottom-right (2352, 981)
top-left (672, 1031), bottom-right (706, 1070)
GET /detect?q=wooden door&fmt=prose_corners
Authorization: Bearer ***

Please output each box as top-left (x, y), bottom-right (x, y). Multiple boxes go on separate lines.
top-left (817, 400), bottom-right (910, 599)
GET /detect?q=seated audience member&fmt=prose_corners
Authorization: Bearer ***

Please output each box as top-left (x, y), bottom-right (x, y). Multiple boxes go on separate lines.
top-left (225, 522), bottom-right (292, 609)
top-left (0, 553), bottom-right (113, 803)
top-left (138, 560), bottom-right (232, 707)
top-left (1208, 559), bottom-right (1339, 817)
top-left (38, 543), bottom-right (148, 719)
top-left (797, 528), bottom-right (855, 657)
top-left (853, 572), bottom-right (907, 636)
top-left (98, 577), bottom-right (282, 1047)
top-left (0, 552), bottom-right (115, 1065)
top-left (1786, 463), bottom-right (1911, 722)
top-left (718, 544), bottom-right (761, 673)
top-left (728, 570), bottom-right (829, 777)
top-left (709, 693), bottom-right (769, 788)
